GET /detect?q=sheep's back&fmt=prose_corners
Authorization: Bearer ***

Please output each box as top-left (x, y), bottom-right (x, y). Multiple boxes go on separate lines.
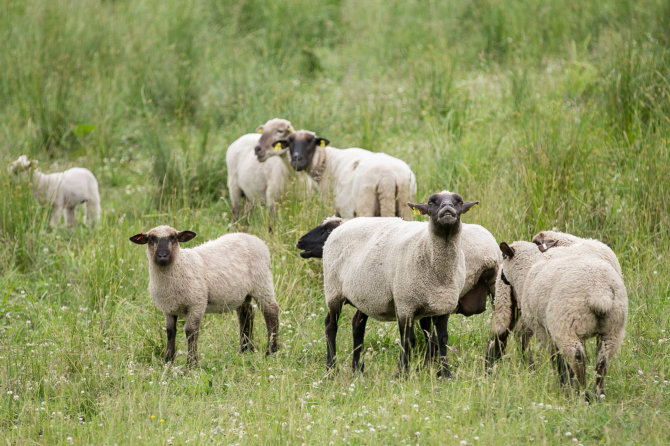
top-left (195, 233), bottom-right (272, 310)
top-left (461, 223), bottom-right (501, 293)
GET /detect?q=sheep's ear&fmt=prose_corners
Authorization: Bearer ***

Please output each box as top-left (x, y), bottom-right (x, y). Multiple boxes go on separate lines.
top-left (500, 242), bottom-right (515, 259)
top-left (315, 137), bottom-right (330, 148)
top-left (256, 125), bottom-right (264, 134)
top-left (461, 201), bottom-right (479, 214)
top-left (537, 239), bottom-right (558, 253)
top-left (287, 124), bottom-right (295, 134)
top-left (129, 233), bottom-right (149, 245)
top-left (271, 140), bottom-right (290, 152)
top-left (407, 202), bottom-right (429, 216)
top-left (177, 231), bottom-right (197, 243)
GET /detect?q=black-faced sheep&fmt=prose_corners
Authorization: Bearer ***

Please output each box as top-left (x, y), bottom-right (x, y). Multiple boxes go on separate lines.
top-left (9, 155), bottom-right (100, 227)
top-left (320, 191), bottom-right (478, 376)
top-left (264, 130), bottom-right (417, 219)
top-left (129, 226), bottom-right (279, 365)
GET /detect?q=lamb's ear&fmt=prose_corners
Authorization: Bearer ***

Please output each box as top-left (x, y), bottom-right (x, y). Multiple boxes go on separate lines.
top-left (537, 239), bottom-right (558, 253)
top-left (315, 137), bottom-right (330, 148)
top-left (177, 231), bottom-right (197, 243)
top-left (499, 242), bottom-right (515, 259)
top-left (129, 233), bottom-right (149, 245)
top-left (407, 202), bottom-right (429, 216)
top-left (461, 201), bottom-right (479, 214)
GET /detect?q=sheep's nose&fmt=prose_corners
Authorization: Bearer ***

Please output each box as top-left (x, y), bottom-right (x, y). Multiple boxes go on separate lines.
top-left (254, 145), bottom-right (262, 155)
top-left (157, 251), bottom-right (169, 259)
top-left (292, 154), bottom-right (303, 162)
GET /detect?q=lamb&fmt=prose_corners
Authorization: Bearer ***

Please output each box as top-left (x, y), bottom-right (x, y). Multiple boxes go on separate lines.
top-left (129, 226), bottom-right (279, 365)
top-left (532, 230), bottom-right (622, 276)
top-left (297, 217), bottom-right (500, 316)
top-left (490, 240), bottom-right (627, 398)
top-left (265, 130), bottom-right (417, 219)
top-left (486, 230), bottom-right (624, 368)
top-left (225, 118), bottom-right (312, 220)
top-left (9, 155), bottom-right (100, 227)
top-left (321, 191), bottom-right (478, 376)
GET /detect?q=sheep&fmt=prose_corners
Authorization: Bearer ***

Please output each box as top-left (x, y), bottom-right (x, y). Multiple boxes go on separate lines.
top-left (129, 225), bottom-right (279, 365)
top-left (491, 240), bottom-right (627, 398)
top-left (266, 130), bottom-right (417, 219)
top-left (532, 230), bottom-right (622, 277)
top-left (225, 118), bottom-right (313, 220)
top-left (321, 191), bottom-right (478, 376)
top-left (297, 214), bottom-right (499, 370)
top-left (9, 154), bottom-right (100, 228)
top-left (486, 230), bottom-right (624, 369)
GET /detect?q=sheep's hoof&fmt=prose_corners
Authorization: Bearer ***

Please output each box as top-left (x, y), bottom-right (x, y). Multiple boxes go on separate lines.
top-left (437, 368), bottom-right (451, 379)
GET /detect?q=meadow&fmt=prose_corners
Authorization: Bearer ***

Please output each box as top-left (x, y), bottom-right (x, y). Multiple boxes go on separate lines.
top-left (1, 0), bottom-right (669, 443)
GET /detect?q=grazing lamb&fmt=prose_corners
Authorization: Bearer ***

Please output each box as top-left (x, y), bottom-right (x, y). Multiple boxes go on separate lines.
top-left (491, 240), bottom-right (627, 398)
top-left (532, 230), bottom-right (622, 276)
top-left (225, 118), bottom-right (312, 220)
top-left (486, 230), bottom-right (624, 369)
top-left (267, 130), bottom-right (417, 219)
top-left (9, 155), bottom-right (100, 227)
top-left (129, 226), bottom-right (279, 365)
top-left (321, 191), bottom-right (478, 376)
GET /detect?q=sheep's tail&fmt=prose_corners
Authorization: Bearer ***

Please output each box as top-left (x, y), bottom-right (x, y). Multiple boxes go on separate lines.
top-left (396, 171), bottom-right (416, 220)
top-left (588, 286), bottom-right (615, 315)
top-left (376, 175), bottom-right (397, 217)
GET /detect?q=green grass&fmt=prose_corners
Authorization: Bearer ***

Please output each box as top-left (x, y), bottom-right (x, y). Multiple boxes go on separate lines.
top-left (1, 0), bottom-right (669, 443)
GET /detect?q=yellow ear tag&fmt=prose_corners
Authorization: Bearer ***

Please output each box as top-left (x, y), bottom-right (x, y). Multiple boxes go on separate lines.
top-left (319, 140), bottom-right (326, 148)
top-left (257, 128), bottom-right (263, 134)
top-left (273, 142), bottom-right (283, 152)
top-left (412, 208), bottom-right (423, 216)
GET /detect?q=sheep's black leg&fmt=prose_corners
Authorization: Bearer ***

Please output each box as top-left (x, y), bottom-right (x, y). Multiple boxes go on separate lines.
top-left (552, 349), bottom-right (572, 388)
top-left (593, 337), bottom-right (608, 401)
top-left (351, 310), bottom-right (368, 373)
top-left (420, 317), bottom-right (437, 367)
top-left (485, 330), bottom-right (509, 371)
top-left (397, 316), bottom-right (415, 376)
top-left (433, 314), bottom-right (450, 378)
top-left (573, 344), bottom-right (587, 391)
top-left (520, 327), bottom-right (534, 368)
top-left (164, 314), bottom-right (177, 363)
top-left (237, 299), bottom-right (255, 353)
top-left (185, 316), bottom-right (202, 367)
top-left (325, 303), bottom-right (342, 371)
top-left (261, 300), bottom-right (280, 355)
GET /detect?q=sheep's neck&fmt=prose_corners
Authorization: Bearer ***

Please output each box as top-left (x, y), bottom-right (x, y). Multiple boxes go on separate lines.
top-left (309, 146), bottom-right (329, 183)
top-left (426, 220), bottom-right (462, 272)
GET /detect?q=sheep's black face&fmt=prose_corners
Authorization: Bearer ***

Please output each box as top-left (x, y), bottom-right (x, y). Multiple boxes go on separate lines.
top-left (296, 218), bottom-right (344, 258)
top-left (273, 131), bottom-right (329, 172)
top-left (152, 235), bottom-right (176, 266)
top-left (408, 191), bottom-right (478, 230)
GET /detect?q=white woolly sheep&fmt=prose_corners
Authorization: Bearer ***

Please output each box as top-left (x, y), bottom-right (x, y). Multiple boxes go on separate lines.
top-left (9, 154), bottom-right (100, 227)
top-left (266, 130), bottom-right (417, 219)
top-left (321, 191), bottom-right (478, 376)
top-left (225, 118), bottom-right (313, 220)
top-left (486, 230), bottom-right (624, 369)
top-left (493, 240), bottom-right (628, 398)
top-left (129, 226), bottom-right (279, 365)
top-left (297, 216), bottom-right (500, 369)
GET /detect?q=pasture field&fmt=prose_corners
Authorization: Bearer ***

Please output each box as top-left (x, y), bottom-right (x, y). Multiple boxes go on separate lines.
top-left (1, 0), bottom-right (668, 444)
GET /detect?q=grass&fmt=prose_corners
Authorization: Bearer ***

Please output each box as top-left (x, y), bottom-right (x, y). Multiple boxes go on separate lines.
top-left (0, 0), bottom-right (668, 444)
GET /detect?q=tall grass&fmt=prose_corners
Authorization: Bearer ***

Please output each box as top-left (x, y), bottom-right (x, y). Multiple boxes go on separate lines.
top-left (0, 0), bottom-right (668, 444)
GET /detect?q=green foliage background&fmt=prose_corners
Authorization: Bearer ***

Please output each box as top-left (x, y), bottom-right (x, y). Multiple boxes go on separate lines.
top-left (0, 0), bottom-right (668, 443)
